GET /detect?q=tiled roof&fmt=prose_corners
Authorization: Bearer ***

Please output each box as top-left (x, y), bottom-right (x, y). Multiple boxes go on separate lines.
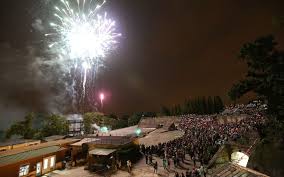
top-left (0, 146), bottom-right (65, 167)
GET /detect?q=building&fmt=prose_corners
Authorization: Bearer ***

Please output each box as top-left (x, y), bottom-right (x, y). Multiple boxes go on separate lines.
top-left (138, 116), bottom-right (180, 129)
top-left (68, 135), bottom-right (138, 173)
top-left (0, 139), bottom-right (41, 152)
top-left (0, 138), bottom-right (80, 177)
top-left (66, 114), bottom-right (84, 136)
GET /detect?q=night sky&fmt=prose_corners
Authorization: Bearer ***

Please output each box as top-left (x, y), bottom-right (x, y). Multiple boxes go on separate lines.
top-left (0, 0), bottom-right (283, 128)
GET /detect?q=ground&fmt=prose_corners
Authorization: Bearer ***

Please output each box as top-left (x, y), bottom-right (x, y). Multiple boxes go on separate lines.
top-left (46, 155), bottom-right (203, 177)
top-left (45, 129), bottom-right (200, 177)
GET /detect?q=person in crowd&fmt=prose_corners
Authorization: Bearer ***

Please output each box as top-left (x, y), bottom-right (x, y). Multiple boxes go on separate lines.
top-left (154, 161), bottom-right (158, 174)
top-left (163, 158), bottom-right (167, 170)
top-left (140, 102), bottom-right (266, 176)
top-left (175, 172), bottom-right (180, 177)
top-left (127, 160), bottom-right (132, 173)
top-left (145, 154), bottom-right (148, 164)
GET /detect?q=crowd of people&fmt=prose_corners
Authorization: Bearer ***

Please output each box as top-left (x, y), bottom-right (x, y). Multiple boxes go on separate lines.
top-left (140, 102), bottom-right (267, 176)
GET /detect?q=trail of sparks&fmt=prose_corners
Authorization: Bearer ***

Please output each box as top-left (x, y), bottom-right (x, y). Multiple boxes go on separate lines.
top-left (47, 0), bottom-right (121, 101)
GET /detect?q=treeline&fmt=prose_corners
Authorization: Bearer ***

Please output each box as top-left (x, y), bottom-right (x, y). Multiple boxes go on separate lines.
top-left (161, 96), bottom-right (224, 116)
top-left (5, 113), bottom-right (68, 139)
top-left (5, 96), bottom-right (224, 139)
top-left (5, 111), bottom-right (155, 139)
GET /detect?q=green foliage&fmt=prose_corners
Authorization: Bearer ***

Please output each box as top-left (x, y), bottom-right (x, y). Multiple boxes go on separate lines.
top-left (228, 35), bottom-right (284, 120)
top-left (83, 112), bottom-right (125, 132)
top-left (161, 106), bottom-right (171, 116)
top-left (6, 113), bottom-right (69, 140)
top-left (5, 113), bottom-right (36, 139)
top-left (41, 114), bottom-right (68, 137)
top-left (128, 113), bottom-right (142, 126)
top-left (112, 119), bottom-right (128, 129)
top-left (272, 16), bottom-right (284, 29)
top-left (160, 96), bottom-right (224, 116)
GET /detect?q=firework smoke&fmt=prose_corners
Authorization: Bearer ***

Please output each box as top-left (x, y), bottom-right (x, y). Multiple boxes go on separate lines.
top-left (46, 0), bottom-right (121, 110)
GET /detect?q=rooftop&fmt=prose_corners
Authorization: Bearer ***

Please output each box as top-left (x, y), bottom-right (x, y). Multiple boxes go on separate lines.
top-left (43, 135), bottom-right (66, 142)
top-left (0, 146), bottom-right (65, 167)
top-left (0, 138), bottom-right (80, 157)
top-left (89, 148), bottom-right (116, 156)
top-left (0, 139), bottom-right (40, 147)
top-left (88, 136), bottom-right (134, 146)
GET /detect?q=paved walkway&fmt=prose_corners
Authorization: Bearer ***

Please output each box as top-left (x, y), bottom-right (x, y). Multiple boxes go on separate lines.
top-left (47, 154), bottom-right (206, 177)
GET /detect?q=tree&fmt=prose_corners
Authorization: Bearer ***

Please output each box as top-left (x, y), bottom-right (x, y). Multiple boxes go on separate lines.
top-left (207, 96), bottom-right (214, 114)
top-left (41, 114), bottom-right (68, 137)
top-left (160, 106), bottom-right (171, 116)
top-left (228, 35), bottom-right (284, 119)
top-left (128, 112), bottom-right (143, 126)
top-left (6, 113), bottom-right (36, 139)
top-left (83, 113), bottom-right (94, 134)
top-left (214, 96), bottom-right (224, 113)
top-left (83, 112), bottom-right (106, 133)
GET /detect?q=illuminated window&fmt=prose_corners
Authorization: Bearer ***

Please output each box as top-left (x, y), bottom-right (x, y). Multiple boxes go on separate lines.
top-left (19, 164), bottom-right (29, 176)
top-left (50, 156), bottom-right (55, 167)
top-left (43, 159), bottom-right (48, 169)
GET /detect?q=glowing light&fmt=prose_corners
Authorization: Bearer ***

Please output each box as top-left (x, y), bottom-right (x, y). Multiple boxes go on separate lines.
top-left (99, 92), bottom-right (105, 109)
top-left (135, 128), bottom-right (142, 136)
top-left (100, 93), bottom-right (105, 100)
top-left (100, 126), bottom-right (108, 133)
top-left (47, 0), bottom-right (121, 101)
top-left (231, 151), bottom-right (249, 167)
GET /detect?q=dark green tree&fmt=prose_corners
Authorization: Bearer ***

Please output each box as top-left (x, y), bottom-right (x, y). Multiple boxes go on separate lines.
top-left (228, 35), bottom-right (284, 119)
top-left (214, 96), bottom-right (224, 113)
top-left (6, 113), bottom-right (36, 139)
top-left (207, 96), bottom-right (214, 114)
top-left (160, 106), bottom-right (171, 116)
top-left (128, 112), bottom-right (143, 126)
top-left (41, 114), bottom-right (68, 137)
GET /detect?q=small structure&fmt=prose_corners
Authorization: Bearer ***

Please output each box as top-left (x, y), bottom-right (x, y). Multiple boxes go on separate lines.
top-left (70, 138), bottom-right (100, 164)
top-left (88, 148), bottom-right (117, 172)
top-left (66, 114), bottom-right (84, 136)
top-left (84, 136), bottom-right (139, 173)
top-left (0, 138), bottom-right (80, 177)
top-left (0, 139), bottom-right (41, 152)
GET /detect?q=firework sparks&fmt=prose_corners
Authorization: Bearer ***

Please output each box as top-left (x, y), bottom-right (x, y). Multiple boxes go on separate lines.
top-left (47, 0), bottom-right (121, 99)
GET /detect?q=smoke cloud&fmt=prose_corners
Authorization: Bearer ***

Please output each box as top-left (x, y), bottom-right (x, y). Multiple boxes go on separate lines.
top-left (0, 42), bottom-right (70, 130)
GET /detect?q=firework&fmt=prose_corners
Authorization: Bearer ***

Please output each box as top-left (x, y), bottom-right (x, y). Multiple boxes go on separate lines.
top-left (47, 0), bottom-right (121, 98)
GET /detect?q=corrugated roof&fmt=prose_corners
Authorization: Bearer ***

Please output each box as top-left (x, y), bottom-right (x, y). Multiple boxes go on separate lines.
top-left (0, 138), bottom-right (80, 157)
top-left (43, 135), bottom-right (66, 142)
top-left (0, 146), bottom-right (65, 167)
top-left (89, 148), bottom-right (116, 156)
top-left (70, 138), bottom-right (100, 146)
top-left (88, 136), bottom-right (133, 146)
top-left (0, 139), bottom-right (40, 147)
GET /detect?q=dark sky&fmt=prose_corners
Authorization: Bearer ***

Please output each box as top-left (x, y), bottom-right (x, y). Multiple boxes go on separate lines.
top-left (0, 0), bottom-right (283, 128)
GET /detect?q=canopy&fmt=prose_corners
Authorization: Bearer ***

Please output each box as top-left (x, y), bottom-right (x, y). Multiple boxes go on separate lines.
top-left (89, 148), bottom-right (116, 156)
